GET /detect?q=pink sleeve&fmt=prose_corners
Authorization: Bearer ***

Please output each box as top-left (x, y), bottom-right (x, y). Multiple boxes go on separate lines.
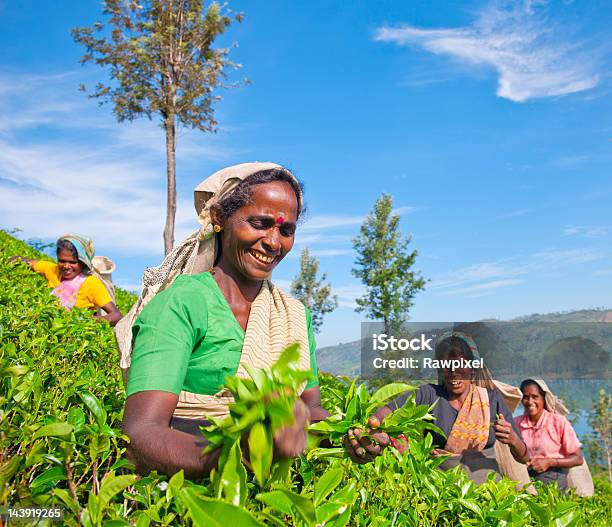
top-left (559, 416), bottom-right (581, 456)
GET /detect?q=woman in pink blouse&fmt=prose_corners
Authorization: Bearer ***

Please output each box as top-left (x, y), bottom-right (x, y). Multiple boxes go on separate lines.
top-left (515, 379), bottom-right (583, 492)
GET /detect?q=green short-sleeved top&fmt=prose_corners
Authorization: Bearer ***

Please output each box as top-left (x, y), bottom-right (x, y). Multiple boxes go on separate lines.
top-left (126, 272), bottom-right (319, 397)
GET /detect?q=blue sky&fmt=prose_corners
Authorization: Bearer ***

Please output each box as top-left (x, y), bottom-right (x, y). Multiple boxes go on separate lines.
top-left (1, 0), bottom-right (611, 347)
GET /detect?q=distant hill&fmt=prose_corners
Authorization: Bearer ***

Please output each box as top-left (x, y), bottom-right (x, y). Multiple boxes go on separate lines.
top-left (317, 340), bottom-right (361, 377)
top-left (317, 308), bottom-right (612, 376)
top-left (510, 309), bottom-right (612, 323)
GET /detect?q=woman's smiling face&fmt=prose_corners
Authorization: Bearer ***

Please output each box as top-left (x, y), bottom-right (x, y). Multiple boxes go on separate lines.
top-left (57, 248), bottom-right (84, 280)
top-left (521, 383), bottom-right (545, 420)
top-left (442, 348), bottom-right (473, 397)
top-left (218, 181), bottom-right (298, 281)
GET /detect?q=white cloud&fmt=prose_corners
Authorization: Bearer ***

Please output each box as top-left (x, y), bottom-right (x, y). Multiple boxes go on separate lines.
top-left (431, 261), bottom-right (529, 290)
top-left (306, 248), bottom-right (353, 258)
top-left (116, 120), bottom-right (241, 160)
top-left (562, 225), bottom-right (610, 238)
top-left (438, 278), bottom-right (525, 296)
top-left (392, 205), bottom-right (423, 215)
top-left (532, 248), bottom-right (605, 264)
top-left (301, 205), bottom-right (420, 233)
top-left (300, 214), bottom-right (365, 232)
top-left (551, 154), bottom-right (593, 168)
top-left (375, 0), bottom-right (600, 102)
top-left (288, 247), bottom-right (353, 259)
top-left (0, 71), bottom-right (240, 256)
top-left (294, 232), bottom-right (353, 245)
top-left (396, 67), bottom-right (453, 87)
top-left (332, 284), bottom-right (366, 309)
top-left (0, 137), bottom-right (198, 255)
top-left (115, 281), bottom-right (142, 293)
top-left (498, 208), bottom-right (531, 219)
top-left (431, 247), bottom-right (606, 295)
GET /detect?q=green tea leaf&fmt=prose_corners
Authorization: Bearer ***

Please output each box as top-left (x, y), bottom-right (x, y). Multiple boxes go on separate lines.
top-left (181, 488), bottom-right (265, 527)
top-left (272, 344), bottom-right (300, 372)
top-left (257, 488), bottom-right (316, 526)
top-left (219, 440), bottom-right (247, 506)
top-left (167, 469), bottom-right (184, 501)
top-left (53, 488), bottom-right (80, 516)
top-left (67, 406), bottom-right (86, 431)
top-left (314, 467), bottom-right (344, 506)
top-left (31, 466), bottom-right (67, 489)
top-left (33, 422), bottom-right (73, 439)
top-left (98, 473), bottom-right (138, 508)
top-left (0, 456), bottom-right (21, 487)
top-left (256, 490), bottom-right (294, 515)
top-left (248, 422), bottom-right (273, 487)
top-left (78, 390), bottom-right (107, 428)
top-left (367, 383), bottom-right (414, 411)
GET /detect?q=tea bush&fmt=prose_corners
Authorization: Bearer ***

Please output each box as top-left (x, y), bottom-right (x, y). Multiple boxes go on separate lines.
top-left (1, 230), bottom-right (610, 526)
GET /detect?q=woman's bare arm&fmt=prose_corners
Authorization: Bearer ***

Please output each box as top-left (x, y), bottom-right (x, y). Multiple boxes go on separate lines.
top-left (9, 255), bottom-right (37, 268)
top-left (95, 301), bottom-right (123, 326)
top-left (123, 391), bottom-right (220, 478)
top-left (530, 449), bottom-right (583, 472)
top-left (494, 414), bottom-right (529, 463)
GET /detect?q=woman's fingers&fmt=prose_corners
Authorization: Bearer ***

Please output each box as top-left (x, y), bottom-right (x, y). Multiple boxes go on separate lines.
top-left (350, 429), bottom-right (368, 456)
top-left (529, 458), bottom-right (547, 472)
top-left (360, 431), bottom-right (390, 455)
top-left (494, 420), bottom-right (512, 439)
top-left (342, 435), bottom-right (372, 463)
top-left (370, 431), bottom-right (390, 448)
top-left (344, 428), bottom-right (380, 463)
top-left (494, 425), bottom-right (513, 444)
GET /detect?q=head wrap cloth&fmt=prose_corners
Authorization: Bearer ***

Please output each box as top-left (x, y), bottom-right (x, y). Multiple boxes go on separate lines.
top-left (114, 162), bottom-right (310, 419)
top-left (435, 330), bottom-right (496, 391)
top-left (57, 234), bottom-right (116, 302)
top-left (521, 378), bottom-right (569, 416)
top-left (58, 234), bottom-right (95, 271)
top-left (190, 162), bottom-right (301, 273)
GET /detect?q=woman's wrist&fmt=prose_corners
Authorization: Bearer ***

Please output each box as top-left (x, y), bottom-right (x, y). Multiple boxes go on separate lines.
top-left (511, 435), bottom-right (527, 459)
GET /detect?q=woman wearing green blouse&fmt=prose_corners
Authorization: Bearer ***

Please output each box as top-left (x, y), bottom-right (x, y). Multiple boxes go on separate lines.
top-left (121, 163), bottom-right (329, 478)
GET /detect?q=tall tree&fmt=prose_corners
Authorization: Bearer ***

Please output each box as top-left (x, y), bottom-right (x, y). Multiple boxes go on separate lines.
top-left (352, 194), bottom-right (425, 335)
top-left (291, 248), bottom-right (338, 334)
top-left (72, 0), bottom-right (242, 254)
top-left (586, 389), bottom-right (612, 481)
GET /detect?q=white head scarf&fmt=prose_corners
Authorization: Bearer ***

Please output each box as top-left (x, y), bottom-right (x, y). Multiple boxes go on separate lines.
top-left (116, 162), bottom-right (301, 371)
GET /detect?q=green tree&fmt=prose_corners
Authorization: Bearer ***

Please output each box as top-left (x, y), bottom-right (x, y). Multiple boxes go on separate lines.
top-left (352, 194), bottom-right (425, 335)
top-left (291, 248), bottom-right (338, 334)
top-left (72, 0), bottom-right (242, 255)
top-left (585, 389), bottom-right (612, 481)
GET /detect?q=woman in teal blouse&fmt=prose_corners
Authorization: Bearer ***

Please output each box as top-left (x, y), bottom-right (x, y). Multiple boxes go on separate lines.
top-left (122, 163), bottom-right (328, 478)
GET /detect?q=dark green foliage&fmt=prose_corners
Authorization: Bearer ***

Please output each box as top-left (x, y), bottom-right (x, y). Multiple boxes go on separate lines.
top-left (352, 194), bottom-right (426, 334)
top-left (72, 0), bottom-right (243, 254)
top-left (309, 379), bottom-right (442, 446)
top-left (71, 0), bottom-right (240, 130)
top-left (291, 248), bottom-right (338, 334)
top-left (583, 389), bottom-right (612, 480)
top-left (1, 230), bottom-right (610, 525)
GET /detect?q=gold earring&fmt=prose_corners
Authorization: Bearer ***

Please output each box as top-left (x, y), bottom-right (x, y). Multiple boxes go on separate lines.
top-left (213, 224), bottom-right (222, 233)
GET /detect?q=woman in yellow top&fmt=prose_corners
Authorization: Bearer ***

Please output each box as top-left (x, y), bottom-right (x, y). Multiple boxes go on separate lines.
top-left (11, 234), bottom-right (122, 326)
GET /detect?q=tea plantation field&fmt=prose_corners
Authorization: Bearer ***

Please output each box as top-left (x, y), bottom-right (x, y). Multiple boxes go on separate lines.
top-left (1, 230), bottom-right (610, 526)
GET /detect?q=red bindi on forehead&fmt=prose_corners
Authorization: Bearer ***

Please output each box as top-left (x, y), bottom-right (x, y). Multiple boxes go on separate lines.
top-left (275, 215), bottom-right (285, 225)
